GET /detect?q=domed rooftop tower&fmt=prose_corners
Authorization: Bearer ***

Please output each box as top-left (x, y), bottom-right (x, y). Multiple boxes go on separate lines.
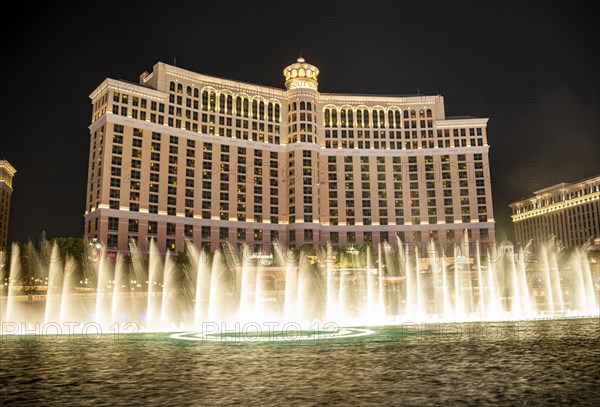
top-left (283, 57), bottom-right (320, 91)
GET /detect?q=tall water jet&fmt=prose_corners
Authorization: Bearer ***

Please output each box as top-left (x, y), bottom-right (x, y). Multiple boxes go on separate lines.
top-left (546, 244), bottom-right (565, 313)
top-left (570, 247), bottom-right (597, 312)
top-left (578, 248), bottom-right (598, 312)
top-left (192, 246), bottom-right (211, 327)
top-left (415, 246), bottom-right (425, 319)
top-left (382, 242), bottom-right (400, 317)
top-left (475, 241), bottom-right (485, 316)
top-left (429, 241), bottom-right (445, 317)
top-left (59, 256), bottom-right (78, 325)
top-left (160, 252), bottom-right (177, 330)
top-left (452, 244), bottom-right (464, 318)
top-left (365, 245), bottom-right (375, 318)
top-left (461, 231), bottom-right (475, 315)
top-left (325, 243), bottom-right (336, 322)
top-left (508, 248), bottom-right (522, 316)
top-left (128, 241), bottom-right (149, 329)
top-left (486, 246), bottom-right (502, 318)
top-left (253, 252), bottom-right (266, 321)
top-left (338, 261), bottom-right (346, 322)
top-left (207, 249), bottom-right (224, 322)
top-left (94, 247), bottom-right (109, 326)
top-left (395, 238), bottom-right (406, 317)
top-left (516, 245), bottom-right (533, 315)
top-left (111, 253), bottom-right (127, 326)
top-left (377, 243), bottom-right (385, 317)
top-left (548, 240), bottom-right (565, 312)
top-left (296, 252), bottom-right (309, 324)
top-left (440, 248), bottom-right (452, 318)
top-left (274, 242), bottom-right (296, 322)
top-left (146, 240), bottom-right (163, 331)
top-left (5, 243), bottom-right (21, 324)
top-left (538, 240), bottom-right (567, 313)
top-left (405, 243), bottom-right (415, 318)
top-left (44, 244), bottom-right (63, 325)
top-left (238, 244), bottom-right (254, 321)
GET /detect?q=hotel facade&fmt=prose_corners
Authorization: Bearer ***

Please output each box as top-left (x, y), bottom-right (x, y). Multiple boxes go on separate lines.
top-left (510, 175), bottom-right (600, 248)
top-left (0, 160), bottom-right (16, 251)
top-left (85, 58), bottom-right (495, 254)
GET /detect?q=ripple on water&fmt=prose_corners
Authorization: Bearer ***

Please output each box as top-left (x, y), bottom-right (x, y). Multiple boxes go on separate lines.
top-left (0, 318), bottom-right (599, 405)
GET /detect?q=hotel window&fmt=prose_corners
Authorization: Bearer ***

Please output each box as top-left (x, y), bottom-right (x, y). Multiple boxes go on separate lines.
top-left (128, 219), bottom-right (138, 233)
top-left (107, 235), bottom-right (118, 248)
top-left (201, 91), bottom-right (209, 110)
top-left (411, 231), bottom-right (422, 243)
top-left (331, 109), bottom-right (338, 126)
top-left (480, 228), bottom-right (489, 240)
top-left (148, 221), bottom-right (157, 235)
top-left (219, 227), bottom-right (228, 239)
top-left (166, 223), bottom-right (176, 236)
top-left (209, 92), bottom-right (216, 111)
top-left (108, 217), bottom-right (119, 231)
top-left (166, 239), bottom-right (176, 252)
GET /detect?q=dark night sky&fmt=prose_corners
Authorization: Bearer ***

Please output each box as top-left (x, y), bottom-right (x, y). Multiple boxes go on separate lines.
top-left (2, 1), bottom-right (598, 244)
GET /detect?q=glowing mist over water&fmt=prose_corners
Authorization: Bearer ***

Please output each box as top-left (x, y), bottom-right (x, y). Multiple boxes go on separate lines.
top-left (1, 237), bottom-right (598, 333)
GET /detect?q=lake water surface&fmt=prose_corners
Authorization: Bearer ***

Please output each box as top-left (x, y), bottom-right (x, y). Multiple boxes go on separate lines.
top-left (1, 318), bottom-right (599, 406)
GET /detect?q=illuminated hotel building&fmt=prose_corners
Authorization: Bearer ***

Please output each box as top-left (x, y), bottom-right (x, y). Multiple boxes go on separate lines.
top-left (510, 175), bottom-right (600, 248)
top-left (0, 160), bottom-right (16, 251)
top-left (85, 58), bottom-right (495, 254)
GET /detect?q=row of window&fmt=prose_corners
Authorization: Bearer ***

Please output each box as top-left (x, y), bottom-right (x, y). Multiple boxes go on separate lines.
top-left (323, 107), bottom-right (434, 128)
top-left (513, 184), bottom-right (600, 213)
top-left (325, 127), bottom-right (483, 139)
top-left (324, 139), bottom-right (483, 149)
top-left (168, 82), bottom-right (283, 120)
top-left (103, 224), bottom-right (491, 251)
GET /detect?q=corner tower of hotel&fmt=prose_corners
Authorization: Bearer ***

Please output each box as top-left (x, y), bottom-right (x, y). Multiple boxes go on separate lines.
top-left (0, 160), bottom-right (17, 251)
top-left (85, 58), bottom-right (495, 254)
